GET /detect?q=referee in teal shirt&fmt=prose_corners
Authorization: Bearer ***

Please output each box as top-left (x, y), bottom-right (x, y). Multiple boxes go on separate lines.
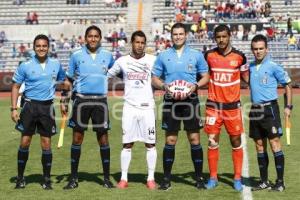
top-left (249, 34), bottom-right (292, 192)
top-left (11, 34), bottom-right (66, 190)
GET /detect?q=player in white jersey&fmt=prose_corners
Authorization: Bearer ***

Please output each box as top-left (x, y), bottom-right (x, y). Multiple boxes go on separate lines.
top-left (108, 31), bottom-right (157, 189)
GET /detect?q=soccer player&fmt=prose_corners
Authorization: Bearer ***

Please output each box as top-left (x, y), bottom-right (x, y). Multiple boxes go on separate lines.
top-left (63, 25), bottom-right (115, 189)
top-left (249, 34), bottom-right (292, 192)
top-left (11, 34), bottom-right (66, 189)
top-left (152, 22), bottom-right (210, 190)
top-left (107, 31), bottom-right (157, 190)
top-left (204, 24), bottom-right (248, 191)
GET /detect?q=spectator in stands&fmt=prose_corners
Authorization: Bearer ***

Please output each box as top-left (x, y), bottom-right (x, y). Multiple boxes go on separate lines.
top-left (297, 38), bottom-right (300, 50)
top-left (77, 35), bottom-right (84, 46)
top-left (203, 0), bottom-right (210, 10)
top-left (288, 33), bottom-right (297, 50)
top-left (18, 43), bottom-right (26, 57)
top-left (13, 0), bottom-right (26, 5)
top-left (121, 0), bottom-right (127, 7)
top-left (0, 31), bottom-right (7, 46)
top-left (115, 0), bottom-right (122, 8)
top-left (187, 0), bottom-right (193, 7)
top-left (25, 12), bottom-right (32, 24)
top-left (242, 28), bottom-right (249, 41)
top-left (186, 12), bottom-right (193, 22)
top-left (31, 12), bottom-right (39, 24)
top-left (112, 30), bottom-right (119, 51)
top-left (63, 38), bottom-right (71, 50)
top-left (165, 0), bottom-right (171, 7)
top-left (284, 0), bottom-right (292, 5)
top-left (264, 0), bottom-right (271, 17)
top-left (192, 11), bottom-right (200, 23)
top-left (12, 43), bottom-right (17, 58)
top-left (119, 28), bottom-right (127, 43)
top-left (286, 17), bottom-right (293, 36)
top-left (49, 43), bottom-right (58, 58)
top-left (105, 0), bottom-right (113, 7)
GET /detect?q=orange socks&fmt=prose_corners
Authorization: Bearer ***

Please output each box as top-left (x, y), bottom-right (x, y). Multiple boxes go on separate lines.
top-left (208, 148), bottom-right (219, 179)
top-left (232, 147), bottom-right (243, 180)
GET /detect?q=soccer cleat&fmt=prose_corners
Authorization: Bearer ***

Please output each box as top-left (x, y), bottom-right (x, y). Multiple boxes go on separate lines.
top-left (270, 179), bottom-right (285, 192)
top-left (233, 179), bottom-right (243, 192)
top-left (195, 177), bottom-right (206, 189)
top-left (117, 180), bottom-right (128, 189)
top-left (146, 180), bottom-right (156, 190)
top-left (205, 178), bottom-right (218, 189)
top-left (158, 177), bottom-right (171, 190)
top-left (63, 177), bottom-right (78, 190)
top-left (41, 177), bottom-right (53, 190)
top-left (103, 178), bottom-right (114, 189)
top-left (15, 176), bottom-right (26, 189)
top-left (251, 180), bottom-right (272, 191)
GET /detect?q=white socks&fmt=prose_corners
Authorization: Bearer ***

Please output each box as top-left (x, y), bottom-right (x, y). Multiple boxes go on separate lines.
top-left (120, 148), bottom-right (132, 181)
top-left (146, 147), bottom-right (157, 181)
top-left (120, 147), bottom-right (157, 182)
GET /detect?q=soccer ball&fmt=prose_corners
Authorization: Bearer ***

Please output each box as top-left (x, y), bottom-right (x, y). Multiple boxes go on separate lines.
top-left (168, 80), bottom-right (191, 100)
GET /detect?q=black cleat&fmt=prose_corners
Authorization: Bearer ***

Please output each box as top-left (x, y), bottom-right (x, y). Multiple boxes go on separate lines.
top-left (63, 177), bottom-right (78, 190)
top-left (41, 177), bottom-right (53, 190)
top-left (270, 179), bottom-right (285, 192)
top-left (195, 177), bottom-right (206, 189)
top-left (103, 178), bottom-right (114, 189)
top-left (251, 180), bottom-right (272, 191)
top-left (15, 176), bottom-right (26, 189)
top-left (158, 177), bottom-right (171, 190)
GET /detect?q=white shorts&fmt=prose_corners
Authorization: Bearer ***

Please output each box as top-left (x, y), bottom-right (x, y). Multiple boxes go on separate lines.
top-left (122, 103), bottom-right (156, 144)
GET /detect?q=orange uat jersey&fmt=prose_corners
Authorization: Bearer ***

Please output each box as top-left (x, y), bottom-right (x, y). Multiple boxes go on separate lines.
top-left (205, 47), bottom-right (247, 103)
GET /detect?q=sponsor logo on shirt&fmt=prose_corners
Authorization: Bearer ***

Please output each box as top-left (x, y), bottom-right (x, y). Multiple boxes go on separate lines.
top-left (127, 72), bottom-right (148, 80)
top-left (230, 60), bottom-right (238, 67)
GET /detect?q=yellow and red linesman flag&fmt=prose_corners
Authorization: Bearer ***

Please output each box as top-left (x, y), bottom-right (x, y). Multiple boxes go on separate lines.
top-left (285, 116), bottom-right (291, 146)
top-left (57, 115), bottom-right (67, 149)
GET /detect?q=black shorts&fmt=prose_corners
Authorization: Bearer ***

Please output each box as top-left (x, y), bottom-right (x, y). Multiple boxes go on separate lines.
top-left (162, 93), bottom-right (203, 132)
top-left (68, 96), bottom-right (110, 134)
top-left (249, 100), bottom-right (283, 140)
top-left (16, 99), bottom-right (56, 137)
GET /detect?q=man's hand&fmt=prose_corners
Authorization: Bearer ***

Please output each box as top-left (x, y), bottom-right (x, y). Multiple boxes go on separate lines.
top-left (11, 110), bottom-right (19, 123)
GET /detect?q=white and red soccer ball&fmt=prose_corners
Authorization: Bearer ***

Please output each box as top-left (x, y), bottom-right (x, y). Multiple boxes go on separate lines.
top-left (168, 80), bottom-right (192, 100)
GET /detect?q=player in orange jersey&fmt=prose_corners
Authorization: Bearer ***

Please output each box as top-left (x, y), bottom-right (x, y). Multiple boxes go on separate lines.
top-left (204, 25), bottom-right (249, 191)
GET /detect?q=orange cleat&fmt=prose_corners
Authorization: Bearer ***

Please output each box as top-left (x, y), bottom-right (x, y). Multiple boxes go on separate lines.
top-left (146, 180), bottom-right (157, 190)
top-left (117, 180), bottom-right (128, 189)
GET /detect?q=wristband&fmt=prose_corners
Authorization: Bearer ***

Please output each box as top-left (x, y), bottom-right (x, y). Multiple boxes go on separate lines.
top-left (10, 107), bottom-right (17, 112)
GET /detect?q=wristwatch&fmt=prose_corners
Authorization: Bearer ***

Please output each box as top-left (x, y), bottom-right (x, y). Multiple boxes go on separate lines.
top-left (10, 107), bottom-right (17, 112)
top-left (285, 105), bottom-right (293, 110)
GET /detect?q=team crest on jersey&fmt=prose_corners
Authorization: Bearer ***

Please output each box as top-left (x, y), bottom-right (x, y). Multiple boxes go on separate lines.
top-left (272, 126), bottom-right (277, 134)
top-left (102, 66), bottom-right (108, 73)
top-left (135, 81), bottom-right (140, 85)
top-left (230, 60), bottom-right (238, 67)
top-left (262, 73), bottom-right (268, 84)
top-left (188, 64), bottom-right (193, 71)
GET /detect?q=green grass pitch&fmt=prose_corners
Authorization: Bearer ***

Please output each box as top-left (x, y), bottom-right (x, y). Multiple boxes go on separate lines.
top-left (0, 95), bottom-right (299, 200)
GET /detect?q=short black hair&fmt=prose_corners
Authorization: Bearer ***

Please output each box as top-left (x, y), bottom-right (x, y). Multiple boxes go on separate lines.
top-left (131, 30), bottom-right (147, 43)
top-left (214, 24), bottom-right (231, 38)
top-left (251, 34), bottom-right (268, 49)
top-left (171, 22), bottom-right (187, 34)
top-left (33, 34), bottom-right (49, 47)
top-left (85, 25), bottom-right (102, 38)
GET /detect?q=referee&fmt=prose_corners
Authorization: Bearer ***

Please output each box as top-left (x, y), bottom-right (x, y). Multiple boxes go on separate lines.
top-left (11, 34), bottom-right (66, 190)
top-left (63, 25), bottom-right (115, 189)
top-left (152, 23), bottom-right (209, 190)
top-left (249, 34), bottom-right (292, 192)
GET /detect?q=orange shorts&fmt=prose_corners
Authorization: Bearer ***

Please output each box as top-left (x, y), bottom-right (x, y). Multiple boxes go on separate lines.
top-left (204, 107), bottom-right (244, 136)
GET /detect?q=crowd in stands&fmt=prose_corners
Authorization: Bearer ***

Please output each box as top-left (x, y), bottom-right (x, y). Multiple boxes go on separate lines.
top-left (12, 0), bottom-right (26, 5)
top-left (25, 12), bottom-right (39, 25)
top-left (60, 14), bottom-right (126, 25)
top-left (105, 0), bottom-right (128, 8)
top-left (66, 0), bottom-right (90, 4)
top-left (104, 28), bottom-right (127, 51)
top-left (0, 31), bottom-right (7, 47)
